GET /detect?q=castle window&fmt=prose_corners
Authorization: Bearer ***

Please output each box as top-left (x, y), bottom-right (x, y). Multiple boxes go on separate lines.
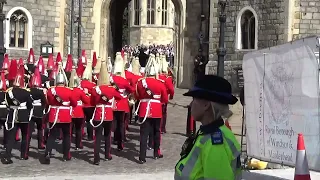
top-left (5, 7), bottom-right (33, 49)
top-left (236, 7), bottom-right (258, 50)
top-left (147, 0), bottom-right (155, 24)
top-left (133, 0), bottom-right (140, 25)
top-left (161, 0), bottom-right (168, 25)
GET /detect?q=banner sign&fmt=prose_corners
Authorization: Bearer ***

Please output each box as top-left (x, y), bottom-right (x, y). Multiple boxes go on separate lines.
top-left (243, 40), bottom-right (320, 171)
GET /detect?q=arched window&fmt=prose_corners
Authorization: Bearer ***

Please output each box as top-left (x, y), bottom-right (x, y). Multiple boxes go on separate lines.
top-left (236, 7), bottom-right (258, 50)
top-left (133, 0), bottom-right (140, 25)
top-left (5, 7), bottom-right (33, 49)
top-left (147, 0), bottom-right (155, 25)
top-left (161, 0), bottom-right (168, 25)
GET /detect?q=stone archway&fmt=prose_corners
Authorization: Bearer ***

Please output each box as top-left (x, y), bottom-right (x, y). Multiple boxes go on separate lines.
top-left (96, 0), bottom-right (185, 86)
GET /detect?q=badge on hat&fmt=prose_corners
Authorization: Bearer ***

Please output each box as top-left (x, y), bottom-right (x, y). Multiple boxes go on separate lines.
top-left (211, 129), bottom-right (223, 144)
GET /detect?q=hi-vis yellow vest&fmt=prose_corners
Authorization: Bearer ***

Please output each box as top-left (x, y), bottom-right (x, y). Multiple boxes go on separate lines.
top-left (174, 125), bottom-right (241, 180)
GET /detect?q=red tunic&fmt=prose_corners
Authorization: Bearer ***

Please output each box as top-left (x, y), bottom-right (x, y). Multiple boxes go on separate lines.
top-left (80, 80), bottom-right (96, 107)
top-left (125, 70), bottom-right (135, 85)
top-left (110, 75), bottom-right (133, 112)
top-left (46, 86), bottom-right (78, 123)
top-left (72, 87), bottom-right (90, 118)
top-left (158, 74), bottom-right (175, 100)
top-left (91, 85), bottom-right (122, 121)
top-left (135, 77), bottom-right (168, 119)
top-left (131, 74), bottom-right (143, 91)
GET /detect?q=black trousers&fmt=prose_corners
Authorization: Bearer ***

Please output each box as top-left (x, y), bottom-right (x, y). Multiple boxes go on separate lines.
top-left (72, 118), bottom-right (84, 148)
top-left (5, 123), bottom-right (31, 158)
top-left (30, 117), bottom-right (44, 148)
top-left (114, 111), bottom-right (125, 149)
top-left (161, 104), bottom-right (167, 132)
top-left (45, 123), bottom-right (71, 158)
top-left (139, 118), bottom-right (161, 160)
top-left (0, 120), bottom-right (7, 147)
top-left (83, 107), bottom-right (94, 140)
top-left (93, 121), bottom-right (113, 160)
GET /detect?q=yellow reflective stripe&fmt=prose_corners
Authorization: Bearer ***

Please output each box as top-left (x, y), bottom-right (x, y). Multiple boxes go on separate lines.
top-left (225, 137), bottom-right (241, 177)
top-left (180, 135), bottom-right (210, 178)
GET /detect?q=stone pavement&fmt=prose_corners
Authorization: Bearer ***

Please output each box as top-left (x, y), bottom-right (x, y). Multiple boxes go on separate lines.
top-left (0, 88), bottom-right (245, 179)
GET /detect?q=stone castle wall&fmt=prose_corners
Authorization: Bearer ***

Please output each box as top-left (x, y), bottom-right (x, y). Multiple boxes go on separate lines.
top-left (292, 0), bottom-right (320, 40)
top-left (4, 0), bottom-right (61, 59)
top-left (207, 0), bottom-right (291, 93)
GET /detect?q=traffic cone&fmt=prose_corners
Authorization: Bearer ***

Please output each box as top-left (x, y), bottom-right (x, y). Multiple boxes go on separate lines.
top-left (294, 133), bottom-right (311, 180)
top-left (225, 120), bottom-right (232, 130)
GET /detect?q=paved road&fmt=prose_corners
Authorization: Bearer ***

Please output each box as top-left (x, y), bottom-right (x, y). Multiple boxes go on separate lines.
top-left (0, 88), bottom-right (246, 179)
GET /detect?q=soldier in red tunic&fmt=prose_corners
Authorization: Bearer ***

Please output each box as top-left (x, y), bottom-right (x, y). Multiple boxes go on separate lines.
top-left (158, 54), bottom-right (174, 133)
top-left (42, 62), bottom-right (77, 164)
top-left (111, 52), bottom-right (133, 150)
top-left (135, 54), bottom-right (168, 164)
top-left (130, 57), bottom-right (142, 123)
top-left (90, 58), bottom-right (122, 165)
top-left (81, 59), bottom-right (96, 141)
top-left (69, 66), bottom-right (90, 150)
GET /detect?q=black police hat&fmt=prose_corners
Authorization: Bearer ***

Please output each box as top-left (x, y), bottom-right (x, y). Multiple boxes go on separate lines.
top-left (183, 75), bottom-right (238, 105)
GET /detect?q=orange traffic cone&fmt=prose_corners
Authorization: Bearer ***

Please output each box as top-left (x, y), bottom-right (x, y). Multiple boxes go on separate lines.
top-left (294, 133), bottom-right (311, 180)
top-left (225, 120), bottom-right (232, 130)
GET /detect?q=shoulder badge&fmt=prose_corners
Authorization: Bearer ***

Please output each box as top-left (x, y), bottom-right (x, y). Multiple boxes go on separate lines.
top-left (211, 129), bottom-right (223, 145)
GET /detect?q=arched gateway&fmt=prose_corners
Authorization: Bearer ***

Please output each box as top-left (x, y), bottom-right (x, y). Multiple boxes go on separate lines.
top-left (89, 0), bottom-right (189, 87)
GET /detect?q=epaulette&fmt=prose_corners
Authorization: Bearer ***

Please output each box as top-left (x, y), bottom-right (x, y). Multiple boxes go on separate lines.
top-left (157, 79), bottom-right (165, 83)
top-left (137, 77), bottom-right (144, 83)
top-left (5, 87), bottom-right (13, 93)
top-left (22, 88), bottom-right (30, 92)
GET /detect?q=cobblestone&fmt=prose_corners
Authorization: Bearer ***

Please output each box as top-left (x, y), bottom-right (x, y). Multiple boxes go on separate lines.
top-left (0, 88), bottom-right (244, 178)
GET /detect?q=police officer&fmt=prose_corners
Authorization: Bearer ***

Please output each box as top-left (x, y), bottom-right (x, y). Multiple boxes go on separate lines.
top-left (135, 54), bottom-right (168, 164)
top-left (42, 62), bottom-right (77, 164)
top-left (90, 58), bottom-right (122, 165)
top-left (2, 65), bottom-right (33, 164)
top-left (174, 75), bottom-right (241, 180)
top-left (29, 66), bottom-right (47, 149)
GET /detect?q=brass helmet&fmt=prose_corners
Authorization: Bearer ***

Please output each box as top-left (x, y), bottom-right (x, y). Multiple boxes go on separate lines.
top-left (69, 66), bottom-right (80, 88)
top-left (113, 52), bottom-right (125, 78)
top-left (145, 54), bottom-right (158, 78)
top-left (13, 65), bottom-right (25, 87)
top-left (82, 58), bottom-right (92, 81)
top-left (161, 54), bottom-right (169, 73)
top-left (132, 57), bottom-right (141, 75)
top-left (93, 55), bottom-right (101, 74)
top-left (107, 56), bottom-right (112, 73)
top-left (97, 58), bottom-right (110, 86)
top-left (55, 62), bottom-right (68, 86)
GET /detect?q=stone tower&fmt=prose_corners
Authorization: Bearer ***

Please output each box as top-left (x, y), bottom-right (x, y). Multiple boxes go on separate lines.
top-left (127, 0), bottom-right (175, 45)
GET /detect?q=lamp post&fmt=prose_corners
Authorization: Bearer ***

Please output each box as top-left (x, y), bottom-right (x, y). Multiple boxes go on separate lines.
top-left (216, 0), bottom-right (227, 77)
top-left (77, 0), bottom-right (82, 59)
top-left (0, 0), bottom-right (6, 70)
